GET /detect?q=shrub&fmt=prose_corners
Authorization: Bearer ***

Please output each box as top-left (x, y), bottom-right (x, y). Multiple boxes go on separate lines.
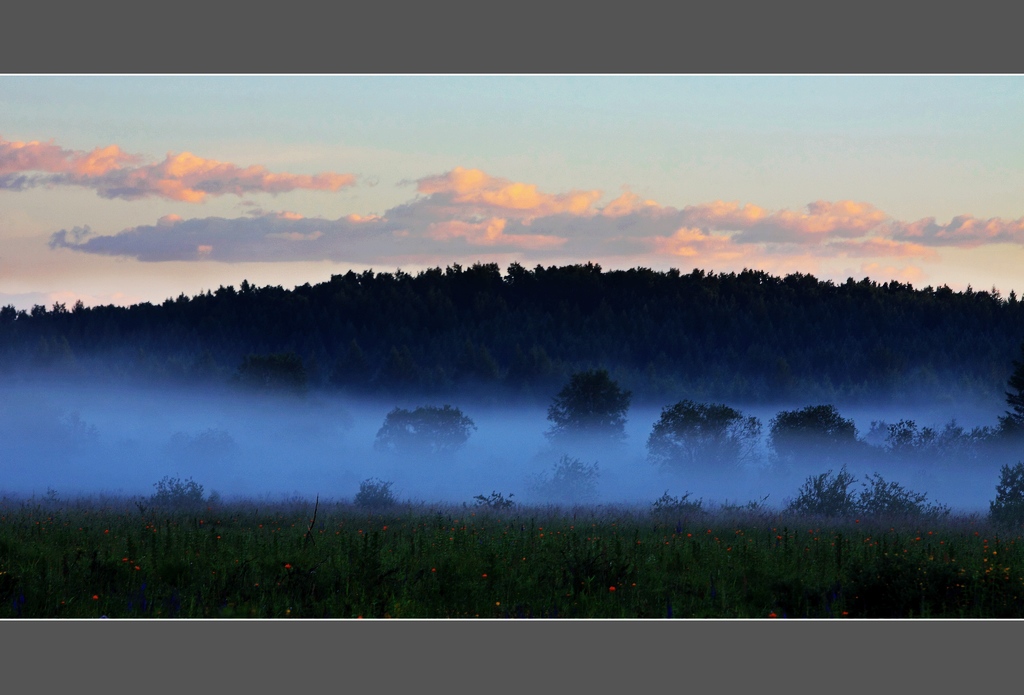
top-left (473, 491), bottom-right (516, 511)
top-left (785, 467), bottom-right (857, 517)
top-left (718, 495), bottom-right (771, 514)
top-left (651, 490), bottom-right (703, 515)
top-left (150, 475), bottom-right (205, 510)
top-left (354, 478), bottom-right (397, 509)
top-left (530, 455), bottom-right (600, 504)
top-left (990, 462), bottom-right (1024, 526)
top-left (857, 472), bottom-right (949, 518)
top-left (374, 405), bottom-right (476, 455)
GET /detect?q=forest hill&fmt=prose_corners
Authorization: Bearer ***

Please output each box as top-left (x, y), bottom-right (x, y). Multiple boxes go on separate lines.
top-left (1, 262), bottom-right (1023, 404)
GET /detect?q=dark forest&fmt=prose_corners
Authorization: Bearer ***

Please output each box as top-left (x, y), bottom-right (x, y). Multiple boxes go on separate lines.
top-left (2, 262), bottom-right (1022, 406)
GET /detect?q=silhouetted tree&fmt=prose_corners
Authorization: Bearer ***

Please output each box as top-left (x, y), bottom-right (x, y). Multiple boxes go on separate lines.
top-left (647, 400), bottom-right (761, 470)
top-left (769, 404), bottom-right (858, 465)
top-left (999, 343), bottom-right (1024, 436)
top-left (545, 369), bottom-right (631, 443)
top-left (991, 462), bottom-right (1024, 526)
top-left (374, 405), bottom-right (476, 455)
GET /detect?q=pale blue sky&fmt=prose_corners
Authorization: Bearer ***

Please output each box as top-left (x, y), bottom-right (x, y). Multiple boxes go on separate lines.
top-left (2, 76), bottom-right (1023, 309)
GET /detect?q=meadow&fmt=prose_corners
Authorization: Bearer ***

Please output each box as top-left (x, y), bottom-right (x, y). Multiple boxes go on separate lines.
top-left (2, 493), bottom-right (1022, 619)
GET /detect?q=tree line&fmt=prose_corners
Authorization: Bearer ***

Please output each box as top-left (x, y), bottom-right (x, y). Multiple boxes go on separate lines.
top-left (372, 358), bottom-right (1024, 467)
top-left (2, 262), bottom-right (1024, 403)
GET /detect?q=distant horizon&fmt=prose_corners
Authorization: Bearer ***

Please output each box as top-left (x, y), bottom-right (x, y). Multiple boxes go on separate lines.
top-left (3, 76), bottom-right (1024, 311)
top-left (2, 259), bottom-right (1017, 314)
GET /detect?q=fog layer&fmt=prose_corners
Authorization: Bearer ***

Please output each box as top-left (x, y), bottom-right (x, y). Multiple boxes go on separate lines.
top-left (0, 380), bottom-right (1015, 514)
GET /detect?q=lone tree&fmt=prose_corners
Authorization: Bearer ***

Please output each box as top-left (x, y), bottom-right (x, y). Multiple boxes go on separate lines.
top-left (545, 369), bottom-right (631, 443)
top-left (990, 462), bottom-right (1024, 526)
top-left (999, 342), bottom-right (1024, 437)
top-left (647, 400), bottom-right (762, 470)
top-left (768, 404), bottom-right (858, 466)
top-left (374, 405), bottom-right (476, 455)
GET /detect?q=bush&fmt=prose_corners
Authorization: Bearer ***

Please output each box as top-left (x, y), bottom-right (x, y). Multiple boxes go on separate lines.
top-left (473, 491), bottom-right (516, 511)
top-left (647, 400), bottom-right (761, 470)
top-left (374, 405), bottom-right (476, 455)
top-left (857, 472), bottom-right (949, 518)
top-left (785, 467), bottom-right (857, 517)
top-left (651, 490), bottom-right (703, 515)
top-left (150, 475), bottom-right (205, 510)
top-left (990, 462), bottom-right (1024, 526)
top-left (530, 455), bottom-right (600, 504)
top-left (354, 478), bottom-right (397, 509)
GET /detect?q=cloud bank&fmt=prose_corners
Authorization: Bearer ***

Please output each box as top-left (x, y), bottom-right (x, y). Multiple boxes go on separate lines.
top-left (45, 166), bottom-right (1024, 272)
top-left (0, 136), bottom-right (355, 202)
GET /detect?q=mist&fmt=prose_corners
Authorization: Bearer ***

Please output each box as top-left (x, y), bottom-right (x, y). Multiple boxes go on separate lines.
top-left (0, 377), bottom-right (1016, 515)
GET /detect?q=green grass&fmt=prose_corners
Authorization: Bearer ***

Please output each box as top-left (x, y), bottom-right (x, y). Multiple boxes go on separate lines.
top-left (1, 495), bottom-right (1022, 618)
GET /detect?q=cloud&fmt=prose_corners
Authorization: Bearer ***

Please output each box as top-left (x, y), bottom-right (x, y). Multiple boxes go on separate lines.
top-left (645, 227), bottom-right (749, 260)
top-left (0, 135), bottom-right (356, 202)
top-left (416, 167), bottom-right (602, 218)
top-left (889, 214), bottom-right (1024, 247)
top-left (43, 165), bottom-right (1024, 273)
top-left (49, 213), bottom-right (387, 262)
top-left (680, 199), bottom-right (890, 243)
top-left (426, 217), bottom-right (565, 250)
top-left (0, 137), bottom-right (141, 176)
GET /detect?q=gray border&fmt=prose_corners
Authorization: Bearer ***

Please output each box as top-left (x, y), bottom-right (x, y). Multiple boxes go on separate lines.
top-left (2, 1), bottom-right (1022, 73)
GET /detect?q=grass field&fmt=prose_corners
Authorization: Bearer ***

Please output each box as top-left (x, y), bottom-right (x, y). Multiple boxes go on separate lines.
top-left (2, 494), bottom-right (1022, 618)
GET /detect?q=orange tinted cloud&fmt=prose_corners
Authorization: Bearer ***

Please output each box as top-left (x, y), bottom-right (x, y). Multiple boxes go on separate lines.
top-left (417, 167), bottom-right (601, 217)
top-left (0, 137), bottom-right (140, 176)
top-left (890, 215), bottom-right (1024, 247)
top-left (680, 199), bottom-right (888, 242)
top-left (427, 217), bottom-right (565, 250)
top-left (681, 200), bottom-right (769, 228)
top-left (647, 227), bottom-right (748, 260)
top-left (0, 135), bottom-right (356, 201)
top-left (601, 191), bottom-right (663, 217)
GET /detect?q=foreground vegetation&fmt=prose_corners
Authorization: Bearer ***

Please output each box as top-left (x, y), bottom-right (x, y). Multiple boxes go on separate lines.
top-left (3, 493), bottom-right (1024, 619)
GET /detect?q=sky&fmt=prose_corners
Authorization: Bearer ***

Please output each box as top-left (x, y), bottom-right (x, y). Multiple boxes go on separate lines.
top-left (3, 75), bottom-right (1024, 311)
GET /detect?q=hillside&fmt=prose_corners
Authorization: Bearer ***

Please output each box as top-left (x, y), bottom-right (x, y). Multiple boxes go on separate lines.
top-left (2, 262), bottom-right (1023, 404)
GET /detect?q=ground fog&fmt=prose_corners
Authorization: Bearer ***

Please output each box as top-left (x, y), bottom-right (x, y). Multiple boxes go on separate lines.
top-left (0, 381), bottom-right (1015, 514)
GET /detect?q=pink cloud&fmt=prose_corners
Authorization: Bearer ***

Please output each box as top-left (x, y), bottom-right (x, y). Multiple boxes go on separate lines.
top-left (426, 217), bottom-right (566, 250)
top-left (0, 137), bottom-right (141, 176)
top-left (600, 191), bottom-right (663, 217)
top-left (417, 167), bottom-right (602, 218)
top-left (890, 214), bottom-right (1024, 247)
top-left (680, 199), bottom-right (889, 242)
top-left (680, 200), bottom-right (769, 228)
top-left (0, 135), bottom-right (356, 202)
top-left (646, 227), bottom-right (749, 260)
